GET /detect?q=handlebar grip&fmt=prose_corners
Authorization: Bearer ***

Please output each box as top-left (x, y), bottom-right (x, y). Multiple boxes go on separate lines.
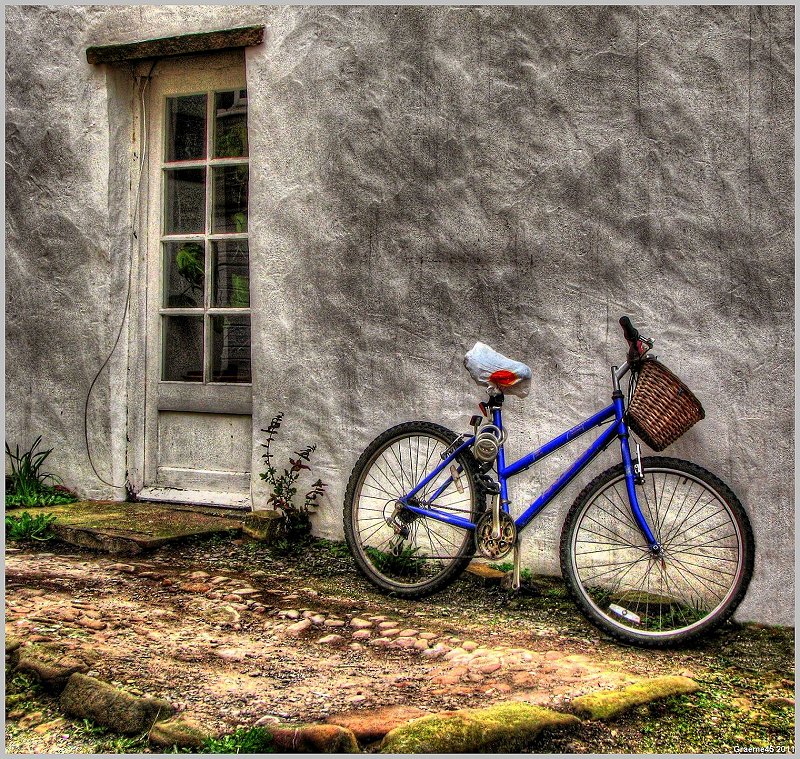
top-left (619, 315), bottom-right (639, 344)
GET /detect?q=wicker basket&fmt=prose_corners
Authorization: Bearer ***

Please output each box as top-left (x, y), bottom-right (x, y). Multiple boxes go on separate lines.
top-left (627, 359), bottom-right (705, 451)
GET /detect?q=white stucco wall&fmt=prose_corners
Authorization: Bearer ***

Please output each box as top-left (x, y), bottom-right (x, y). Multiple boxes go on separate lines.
top-left (5, 5), bottom-right (794, 625)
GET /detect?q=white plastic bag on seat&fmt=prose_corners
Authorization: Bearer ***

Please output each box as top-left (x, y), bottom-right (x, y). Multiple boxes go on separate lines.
top-left (464, 342), bottom-right (532, 398)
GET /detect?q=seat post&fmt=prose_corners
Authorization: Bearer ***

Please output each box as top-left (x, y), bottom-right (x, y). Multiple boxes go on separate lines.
top-left (487, 391), bottom-right (505, 408)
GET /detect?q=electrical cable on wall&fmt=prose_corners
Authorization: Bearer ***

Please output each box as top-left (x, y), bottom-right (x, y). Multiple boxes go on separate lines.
top-left (83, 60), bottom-right (158, 489)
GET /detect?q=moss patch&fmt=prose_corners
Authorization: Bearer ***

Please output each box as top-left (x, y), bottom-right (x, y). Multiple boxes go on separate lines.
top-left (571, 676), bottom-right (700, 720)
top-left (379, 702), bottom-right (579, 753)
top-left (25, 501), bottom-right (241, 536)
top-left (14, 501), bottom-right (242, 554)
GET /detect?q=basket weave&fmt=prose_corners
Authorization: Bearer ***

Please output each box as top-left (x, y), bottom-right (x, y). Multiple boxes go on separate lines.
top-left (627, 359), bottom-right (705, 451)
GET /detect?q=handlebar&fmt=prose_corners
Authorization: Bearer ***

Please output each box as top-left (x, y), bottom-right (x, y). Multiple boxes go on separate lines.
top-left (619, 315), bottom-right (652, 362)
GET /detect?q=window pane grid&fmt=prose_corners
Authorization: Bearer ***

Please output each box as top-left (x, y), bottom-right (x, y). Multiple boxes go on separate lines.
top-left (161, 87), bottom-right (250, 385)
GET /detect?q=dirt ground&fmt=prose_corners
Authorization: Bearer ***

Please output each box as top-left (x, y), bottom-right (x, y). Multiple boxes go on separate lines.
top-left (5, 534), bottom-right (795, 754)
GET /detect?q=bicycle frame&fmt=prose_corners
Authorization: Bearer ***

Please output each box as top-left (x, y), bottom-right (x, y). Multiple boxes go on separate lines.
top-left (399, 362), bottom-right (661, 551)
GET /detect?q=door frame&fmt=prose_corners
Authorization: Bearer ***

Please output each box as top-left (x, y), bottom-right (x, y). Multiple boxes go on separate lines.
top-left (127, 50), bottom-right (253, 509)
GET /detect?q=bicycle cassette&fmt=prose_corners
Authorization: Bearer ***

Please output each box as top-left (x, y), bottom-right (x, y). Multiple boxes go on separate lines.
top-left (475, 511), bottom-right (517, 560)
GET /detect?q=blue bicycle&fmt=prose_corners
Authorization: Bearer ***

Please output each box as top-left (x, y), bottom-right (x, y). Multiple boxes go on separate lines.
top-left (343, 317), bottom-right (754, 647)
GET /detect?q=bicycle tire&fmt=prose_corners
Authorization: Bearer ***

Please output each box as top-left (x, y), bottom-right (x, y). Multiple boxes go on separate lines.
top-left (343, 421), bottom-right (484, 598)
top-left (560, 456), bottom-right (754, 647)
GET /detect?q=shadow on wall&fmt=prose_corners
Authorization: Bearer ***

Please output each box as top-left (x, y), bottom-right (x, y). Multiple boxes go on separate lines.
top-left (270, 4), bottom-right (790, 419)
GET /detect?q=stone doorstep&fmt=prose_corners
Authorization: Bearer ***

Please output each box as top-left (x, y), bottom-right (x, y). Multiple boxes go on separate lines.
top-left (53, 523), bottom-right (242, 556)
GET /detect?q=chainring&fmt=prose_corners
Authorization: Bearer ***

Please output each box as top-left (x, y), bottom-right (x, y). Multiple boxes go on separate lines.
top-left (474, 511), bottom-right (517, 560)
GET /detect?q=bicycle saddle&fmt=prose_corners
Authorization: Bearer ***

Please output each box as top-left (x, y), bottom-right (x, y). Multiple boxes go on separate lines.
top-left (464, 342), bottom-right (532, 398)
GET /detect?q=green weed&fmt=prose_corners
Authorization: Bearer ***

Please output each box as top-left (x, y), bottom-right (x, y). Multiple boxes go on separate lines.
top-left (5, 511), bottom-right (57, 541)
top-left (365, 543), bottom-right (425, 578)
top-left (488, 561), bottom-right (533, 582)
top-left (5, 436), bottom-right (77, 508)
top-left (200, 726), bottom-right (274, 754)
top-left (316, 538), bottom-right (352, 558)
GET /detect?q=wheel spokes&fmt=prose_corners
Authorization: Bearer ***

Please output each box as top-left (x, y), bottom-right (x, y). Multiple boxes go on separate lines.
top-left (572, 468), bottom-right (742, 636)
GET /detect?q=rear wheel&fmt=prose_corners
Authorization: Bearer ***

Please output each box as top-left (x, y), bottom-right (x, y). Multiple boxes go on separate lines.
top-left (344, 422), bottom-right (483, 598)
top-left (560, 457), bottom-right (754, 647)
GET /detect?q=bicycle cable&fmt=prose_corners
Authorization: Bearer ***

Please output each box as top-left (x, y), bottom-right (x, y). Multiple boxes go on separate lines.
top-left (83, 60), bottom-right (159, 489)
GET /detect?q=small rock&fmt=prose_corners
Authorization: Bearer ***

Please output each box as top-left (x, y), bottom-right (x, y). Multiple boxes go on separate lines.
top-left (378, 621), bottom-right (398, 630)
top-left (369, 638), bottom-right (391, 648)
top-left (255, 715), bottom-right (281, 726)
top-left (382, 629), bottom-right (401, 638)
top-left (286, 619), bottom-right (312, 636)
top-left (311, 614), bottom-right (326, 625)
top-left (418, 632), bottom-right (438, 641)
top-left (462, 641), bottom-right (478, 652)
top-left (398, 629), bottom-right (419, 638)
top-left (350, 618), bottom-right (373, 630)
top-left (318, 634), bottom-right (345, 646)
top-left (32, 717), bottom-right (66, 734)
top-left (111, 564), bottom-right (137, 574)
top-left (478, 660), bottom-right (502, 674)
top-left (214, 649), bottom-right (246, 662)
top-left (271, 724), bottom-right (359, 753)
top-left (148, 716), bottom-right (209, 749)
top-left (179, 583), bottom-right (211, 594)
top-left (279, 610), bottom-right (301, 620)
top-left (764, 696), bottom-right (794, 710)
top-left (12, 643), bottom-right (96, 688)
top-left (223, 594), bottom-right (243, 603)
top-left (349, 643), bottom-right (364, 651)
top-left (60, 674), bottom-right (173, 734)
top-left (571, 676), bottom-right (700, 720)
top-left (78, 618), bottom-right (108, 631)
top-left (391, 637), bottom-right (417, 649)
top-left (188, 571), bottom-right (210, 579)
top-left (413, 639), bottom-right (429, 650)
top-left (379, 702), bottom-right (579, 753)
top-left (352, 630), bottom-right (372, 640)
top-left (325, 619), bottom-right (346, 628)
top-left (465, 562), bottom-right (506, 581)
top-left (18, 711), bottom-right (45, 729)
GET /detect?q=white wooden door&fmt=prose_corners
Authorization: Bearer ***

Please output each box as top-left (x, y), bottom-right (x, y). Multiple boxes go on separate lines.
top-left (136, 51), bottom-right (253, 508)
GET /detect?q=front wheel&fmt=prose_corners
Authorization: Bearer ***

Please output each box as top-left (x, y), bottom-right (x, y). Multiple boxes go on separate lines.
top-left (560, 457), bottom-right (754, 647)
top-left (343, 422), bottom-right (483, 598)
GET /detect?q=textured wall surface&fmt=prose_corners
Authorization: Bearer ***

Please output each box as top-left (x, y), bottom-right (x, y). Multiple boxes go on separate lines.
top-left (5, 6), bottom-right (794, 623)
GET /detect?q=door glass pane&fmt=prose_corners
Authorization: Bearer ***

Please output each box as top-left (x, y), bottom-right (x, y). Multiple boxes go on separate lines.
top-left (212, 166), bottom-right (248, 233)
top-left (163, 241), bottom-right (205, 308)
top-left (164, 168), bottom-right (206, 234)
top-left (214, 90), bottom-right (248, 158)
top-left (166, 94), bottom-right (207, 162)
top-left (210, 315), bottom-right (251, 383)
top-left (163, 315), bottom-right (204, 381)
top-left (211, 241), bottom-right (249, 308)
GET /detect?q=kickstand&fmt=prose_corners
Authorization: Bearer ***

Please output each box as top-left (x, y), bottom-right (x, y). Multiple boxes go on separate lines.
top-left (511, 540), bottom-right (521, 591)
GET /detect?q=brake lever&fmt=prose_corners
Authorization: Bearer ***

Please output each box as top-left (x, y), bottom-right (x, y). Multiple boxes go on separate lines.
top-left (629, 336), bottom-right (654, 363)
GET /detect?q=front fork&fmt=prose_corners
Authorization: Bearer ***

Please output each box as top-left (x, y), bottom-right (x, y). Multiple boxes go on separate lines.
top-left (614, 394), bottom-right (661, 552)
